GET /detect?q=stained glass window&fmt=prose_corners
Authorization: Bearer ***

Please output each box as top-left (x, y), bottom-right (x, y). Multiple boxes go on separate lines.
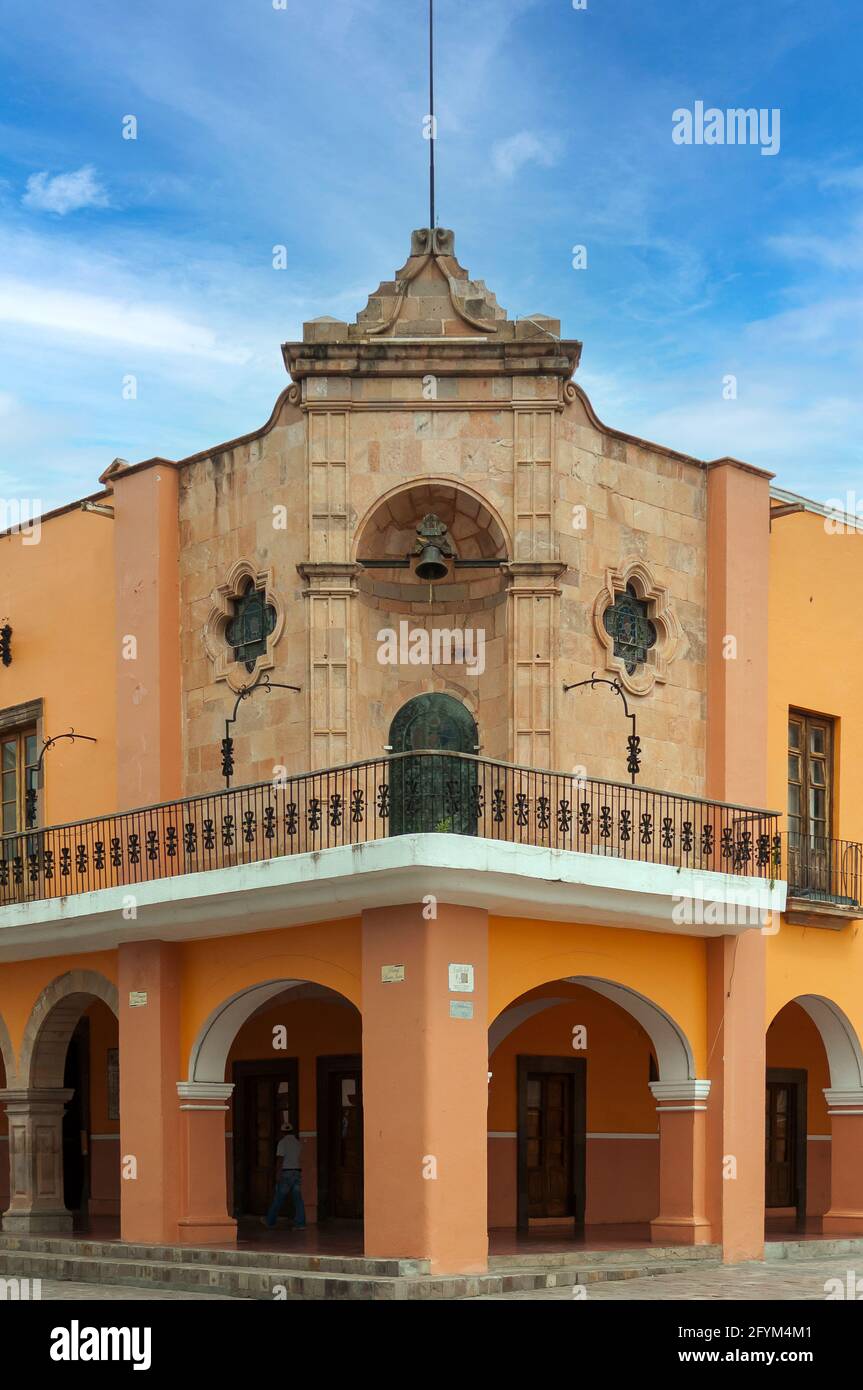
top-left (226, 581), bottom-right (277, 672)
top-left (603, 584), bottom-right (657, 675)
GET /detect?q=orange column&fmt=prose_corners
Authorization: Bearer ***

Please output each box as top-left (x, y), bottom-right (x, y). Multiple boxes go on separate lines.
top-left (362, 902), bottom-right (489, 1275)
top-left (107, 458), bottom-right (182, 810)
top-left (118, 941), bottom-right (182, 1243)
top-left (705, 458), bottom-right (772, 1263)
top-left (822, 1091), bottom-right (863, 1235)
top-left (650, 1082), bottom-right (711, 1244)
top-left (176, 1083), bottom-right (237, 1245)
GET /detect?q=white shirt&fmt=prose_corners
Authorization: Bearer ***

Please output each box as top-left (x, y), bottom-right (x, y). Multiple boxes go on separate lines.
top-left (276, 1134), bottom-right (302, 1169)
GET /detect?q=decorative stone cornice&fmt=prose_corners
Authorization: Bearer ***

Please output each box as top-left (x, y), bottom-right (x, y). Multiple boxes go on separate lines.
top-left (177, 1081), bottom-right (235, 1110)
top-left (650, 1080), bottom-right (712, 1105)
top-left (297, 562), bottom-right (361, 598)
top-left (824, 1088), bottom-right (863, 1114)
top-left (504, 560), bottom-right (567, 595)
top-left (593, 556), bottom-right (681, 697)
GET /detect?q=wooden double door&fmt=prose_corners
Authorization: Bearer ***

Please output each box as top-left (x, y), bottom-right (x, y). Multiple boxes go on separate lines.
top-left (517, 1057), bottom-right (586, 1227)
top-left (232, 1057), bottom-right (363, 1221)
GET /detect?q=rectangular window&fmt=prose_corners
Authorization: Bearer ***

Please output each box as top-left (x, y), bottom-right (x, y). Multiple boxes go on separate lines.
top-left (787, 710), bottom-right (834, 844)
top-left (0, 727), bottom-right (38, 835)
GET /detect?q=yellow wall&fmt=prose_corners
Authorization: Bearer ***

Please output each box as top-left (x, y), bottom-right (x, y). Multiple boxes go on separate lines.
top-left (488, 984), bottom-right (656, 1132)
top-left (767, 510), bottom-right (863, 1042)
top-left (226, 997), bottom-right (362, 1132)
top-left (766, 1000), bottom-right (830, 1133)
top-left (489, 917), bottom-right (708, 1071)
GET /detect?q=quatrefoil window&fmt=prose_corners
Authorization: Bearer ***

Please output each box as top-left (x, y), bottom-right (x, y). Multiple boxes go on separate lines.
top-left (602, 584), bottom-right (657, 675)
top-left (226, 580), bottom-right (277, 673)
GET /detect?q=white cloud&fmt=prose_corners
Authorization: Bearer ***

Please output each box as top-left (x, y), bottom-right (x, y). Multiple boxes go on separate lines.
top-left (491, 131), bottom-right (561, 180)
top-left (0, 278), bottom-right (252, 363)
top-left (22, 165), bottom-right (108, 215)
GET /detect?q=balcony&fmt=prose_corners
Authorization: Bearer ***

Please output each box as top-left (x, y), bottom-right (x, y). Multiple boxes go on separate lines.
top-left (781, 831), bottom-right (863, 928)
top-left (0, 753), bottom-right (785, 955)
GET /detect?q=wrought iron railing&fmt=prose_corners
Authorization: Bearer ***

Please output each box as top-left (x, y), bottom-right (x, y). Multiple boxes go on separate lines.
top-left (0, 752), bottom-right (781, 909)
top-left (782, 831), bottom-right (863, 910)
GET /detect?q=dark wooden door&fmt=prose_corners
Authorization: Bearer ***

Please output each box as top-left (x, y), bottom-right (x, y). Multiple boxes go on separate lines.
top-left (316, 1054), bottom-right (363, 1221)
top-left (765, 1069), bottom-right (806, 1224)
top-left (388, 693), bottom-right (477, 835)
top-left (517, 1057), bottom-right (586, 1227)
top-left (330, 1068), bottom-right (363, 1218)
top-left (62, 1017), bottom-right (90, 1220)
top-left (232, 1061), bottom-right (299, 1218)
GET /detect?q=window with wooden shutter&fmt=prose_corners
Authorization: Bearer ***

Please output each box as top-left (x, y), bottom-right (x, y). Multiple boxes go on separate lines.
top-left (787, 711), bottom-right (833, 842)
top-left (1, 727), bottom-right (38, 834)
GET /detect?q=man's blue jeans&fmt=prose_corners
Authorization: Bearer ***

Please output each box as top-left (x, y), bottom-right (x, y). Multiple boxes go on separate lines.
top-left (265, 1168), bottom-right (306, 1229)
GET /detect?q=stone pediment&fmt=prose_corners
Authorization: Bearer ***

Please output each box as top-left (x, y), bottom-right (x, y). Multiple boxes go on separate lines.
top-left (300, 228), bottom-right (560, 344)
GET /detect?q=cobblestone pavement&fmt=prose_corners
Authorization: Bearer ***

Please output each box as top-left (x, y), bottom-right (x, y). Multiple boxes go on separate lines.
top-left (469, 1257), bottom-right (862, 1300)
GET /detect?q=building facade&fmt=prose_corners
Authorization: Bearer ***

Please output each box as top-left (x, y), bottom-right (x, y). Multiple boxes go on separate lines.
top-left (0, 227), bottom-right (861, 1275)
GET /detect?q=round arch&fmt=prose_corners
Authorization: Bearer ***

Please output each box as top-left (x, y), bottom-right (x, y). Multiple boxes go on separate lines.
top-left (489, 976), bottom-right (697, 1083)
top-left (187, 980), bottom-right (360, 1084)
top-left (17, 970), bottom-right (118, 1089)
top-left (352, 476), bottom-right (512, 564)
top-left (773, 994), bottom-right (863, 1093)
top-left (388, 692), bottom-right (477, 753)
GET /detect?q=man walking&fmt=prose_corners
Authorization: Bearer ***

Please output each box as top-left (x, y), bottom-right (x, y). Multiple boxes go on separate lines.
top-left (263, 1117), bottom-right (306, 1231)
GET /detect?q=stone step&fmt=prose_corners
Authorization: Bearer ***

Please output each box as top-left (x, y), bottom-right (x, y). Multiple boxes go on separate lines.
top-left (0, 1234), bottom-right (424, 1278)
top-left (766, 1237), bottom-right (863, 1261)
top-left (0, 1244), bottom-right (705, 1301)
top-left (488, 1243), bottom-right (721, 1270)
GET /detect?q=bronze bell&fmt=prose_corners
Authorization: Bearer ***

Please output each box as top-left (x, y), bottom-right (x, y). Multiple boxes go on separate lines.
top-left (413, 514), bottom-right (453, 583)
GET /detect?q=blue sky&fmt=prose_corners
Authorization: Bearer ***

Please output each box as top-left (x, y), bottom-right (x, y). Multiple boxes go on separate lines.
top-left (0, 0), bottom-right (860, 513)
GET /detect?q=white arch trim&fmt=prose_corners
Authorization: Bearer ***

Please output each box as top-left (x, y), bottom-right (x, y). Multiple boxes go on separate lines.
top-left (188, 980), bottom-right (359, 1084)
top-left (189, 981), bottom-right (304, 1083)
top-left (488, 977), bottom-right (696, 1084)
top-left (795, 995), bottom-right (863, 1092)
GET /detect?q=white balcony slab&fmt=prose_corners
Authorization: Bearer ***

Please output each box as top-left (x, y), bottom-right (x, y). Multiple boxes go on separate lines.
top-left (0, 833), bottom-right (787, 960)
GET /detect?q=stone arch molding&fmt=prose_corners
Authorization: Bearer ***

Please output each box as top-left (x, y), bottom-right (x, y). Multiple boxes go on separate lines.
top-left (17, 970), bottom-right (118, 1089)
top-left (203, 558), bottom-right (286, 693)
top-left (187, 980), bottom-right (359, 1084)
top-left (792, 995), bottom-right (863, 1101)
top-left (489, 976), bottom-right (697, 1086)
top-left (593, 556), bottom-right (681, 697)
top-left (352, 477), bottom-right (512, 565)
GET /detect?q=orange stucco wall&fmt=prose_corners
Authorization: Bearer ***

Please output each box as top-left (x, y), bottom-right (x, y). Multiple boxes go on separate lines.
top-left (0, 508), bottom-right (116, 823)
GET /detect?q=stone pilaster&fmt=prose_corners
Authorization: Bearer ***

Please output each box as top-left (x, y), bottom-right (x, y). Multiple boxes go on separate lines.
top-left (514, 409), bottom-right (555, 560)
top-left (506, 561), bottom-right (565, 769)
top-left (298, 563), bottom-right (360, 769)
top-left (1, 1088), bottom-right (74, 1232)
